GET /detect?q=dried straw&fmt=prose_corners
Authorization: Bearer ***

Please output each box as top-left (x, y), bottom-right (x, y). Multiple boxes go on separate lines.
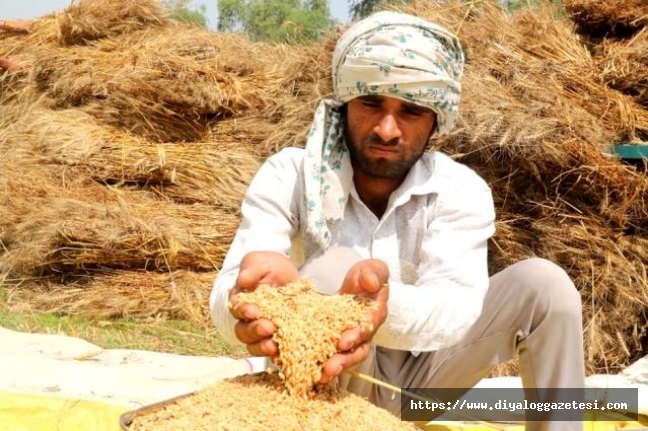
top-left (57, 0), bottom-right (169, 46)
top-left (2, 106), bottom-right (261, 211)
top-left (3, 269), bottom-right (216, 324)
top-left (594, 28), bottom-right (648, 107)
top-left (564, 0), bottom-right (648, 38)
top-left (0, 171), bottom-right (238, 276)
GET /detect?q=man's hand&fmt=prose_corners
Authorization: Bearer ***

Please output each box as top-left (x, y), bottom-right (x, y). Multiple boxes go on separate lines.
top-left (0, 57), bottom-right (21, 72)
top-left (319, 259), bottom-right (389, 384)
top-left (228, 251), bottom-right (299, 357)
top-left (0, 19), bottom-right (31, 34)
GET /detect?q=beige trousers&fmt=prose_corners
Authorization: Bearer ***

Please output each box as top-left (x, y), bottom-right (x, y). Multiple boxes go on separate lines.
top-left (301, 253), bottom-right (585, 431)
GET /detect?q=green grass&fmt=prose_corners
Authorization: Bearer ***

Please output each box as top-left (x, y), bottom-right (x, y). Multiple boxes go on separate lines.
top-left (0, 289), bottom-right (246, 358)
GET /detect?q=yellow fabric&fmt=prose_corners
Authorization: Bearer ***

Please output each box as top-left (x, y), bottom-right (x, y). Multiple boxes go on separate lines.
top-left (2, 390), bottom-right (645, 431)
top-left (422, 415), bottom-right (648, 431)
top-left (0, 391), bottom-right (130, 431)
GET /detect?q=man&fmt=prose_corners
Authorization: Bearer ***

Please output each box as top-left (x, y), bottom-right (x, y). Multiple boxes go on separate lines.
top-left (210, 11), bottom-right (584, 431)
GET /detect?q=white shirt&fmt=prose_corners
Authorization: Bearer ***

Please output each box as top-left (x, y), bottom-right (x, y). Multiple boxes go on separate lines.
top-left (210, 147), bottom-right (496, 352)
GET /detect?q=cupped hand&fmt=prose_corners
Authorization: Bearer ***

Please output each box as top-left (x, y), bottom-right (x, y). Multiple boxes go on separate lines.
top-left (319, 259), bottom-right (389, 384)
top-left (228, 251), bottom-right (299, 357)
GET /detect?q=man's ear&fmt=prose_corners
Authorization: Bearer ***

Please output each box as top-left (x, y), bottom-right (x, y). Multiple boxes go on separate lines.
top-left (338, 103), bottom-right (348, 117)
top-left (426, 114), bottom-right (438, 141)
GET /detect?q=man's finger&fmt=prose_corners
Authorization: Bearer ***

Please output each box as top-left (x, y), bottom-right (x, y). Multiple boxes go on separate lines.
top-left (338, 326), bottom-right (363, 352)
top-left (319, 342), bottom-right (371, 384)
top-left (341, 259), bottom-right (389, 296)
top-left (234, 318), bottom-right (276, 344)
top-left (247, 337), bottom-right (279, 357)
top-left (229, 300), bottom-right (260, 321)
top-left (237, 263), bottom-right (270, 290)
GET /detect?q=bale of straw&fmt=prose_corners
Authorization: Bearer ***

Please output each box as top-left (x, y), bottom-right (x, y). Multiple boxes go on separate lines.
top-left (29, 25), bottom-right (291, 142)
top-left (594, 30), bottom-right (648, 107)
top-left (237, 279), bottom-right (376, 398)
top-left (0, 175), bottom-right (237, 276)
top-left (58, 0), bottom-right (168, 46)
top-left (2, 106), bottom-right (261, 211)
top-left (2, 269), bottom-right (216, 324)
top-left (130, 372), bottom-right (420, 431)
top-left (531, 215), bottom-right (648, 369)
top-left (564, 0), bottom-right (648, 38)
top-left (85, 143), bottom-right (262, 210)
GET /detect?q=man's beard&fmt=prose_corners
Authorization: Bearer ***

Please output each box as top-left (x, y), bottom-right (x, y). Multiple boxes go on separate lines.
top-left (346, 135), bottom-right (426, 180)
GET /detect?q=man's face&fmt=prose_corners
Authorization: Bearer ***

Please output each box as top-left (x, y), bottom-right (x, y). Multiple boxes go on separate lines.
top-left (344, 95), bottom-right (437, 180)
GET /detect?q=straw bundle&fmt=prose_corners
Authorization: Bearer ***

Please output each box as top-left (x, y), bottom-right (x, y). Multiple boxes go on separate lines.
top-left (594, 29), bottom-right (648, 107)
top-left (3, 270), bottom-right (216, 324)
top-left (237, 279), bottom-right (375, 398)
top-left (207, 34), bottom-right (337, 158)
top-left (2, 107), bottom-right (260, 210)
top-left (85, 143), bottom-right (262, 209)
top-left (58, 0), bottom-right (168, 46)
top-left (0, 173), bottom-right (238, 276)
top-left (564, 0), bottom-right (648, 38)
top-left (28, 24), bottom-right (295, 142)
top-left (212, 108), bottom-right (315, 158)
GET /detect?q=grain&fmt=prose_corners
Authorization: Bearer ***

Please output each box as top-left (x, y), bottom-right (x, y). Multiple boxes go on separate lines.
top-left (130, 372), bottom-right (420, 431)
top-left (236, 278), bottom-right (376, 398)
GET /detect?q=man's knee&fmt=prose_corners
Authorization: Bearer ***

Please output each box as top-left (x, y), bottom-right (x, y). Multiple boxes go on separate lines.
top-left (506, 258), bottom-right (582, 316)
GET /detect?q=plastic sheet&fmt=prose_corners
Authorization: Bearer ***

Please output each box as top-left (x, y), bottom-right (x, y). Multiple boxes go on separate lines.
top-left (0, 391), bottom-right (129, 431)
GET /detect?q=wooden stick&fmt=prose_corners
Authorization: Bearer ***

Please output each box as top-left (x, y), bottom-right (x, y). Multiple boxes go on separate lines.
top-left (345, 369), bottom-right (513, 430)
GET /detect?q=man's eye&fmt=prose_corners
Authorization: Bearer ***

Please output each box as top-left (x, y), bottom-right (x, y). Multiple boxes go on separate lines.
top-left (403, 108), bottom-right (425, 116)
top-left (361, 100), bottom-right (380, 108)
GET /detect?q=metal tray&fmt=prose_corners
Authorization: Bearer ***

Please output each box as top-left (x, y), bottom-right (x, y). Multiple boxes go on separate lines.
top-left (119, 391), bottom-right (196, 431)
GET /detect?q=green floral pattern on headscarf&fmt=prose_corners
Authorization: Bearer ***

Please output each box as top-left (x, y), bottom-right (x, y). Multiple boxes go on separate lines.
top-left (304, 11), bottom-right (465, 249)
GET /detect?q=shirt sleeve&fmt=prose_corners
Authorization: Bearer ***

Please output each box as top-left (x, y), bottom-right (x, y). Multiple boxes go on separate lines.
top-left (209, 148), bottom-right (302, 346)
top-left (374, 174), bottom-right (496, 352)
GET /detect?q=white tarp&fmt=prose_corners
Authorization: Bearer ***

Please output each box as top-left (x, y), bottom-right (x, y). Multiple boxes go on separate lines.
top-left (0, 327), bottom-right (265, 408)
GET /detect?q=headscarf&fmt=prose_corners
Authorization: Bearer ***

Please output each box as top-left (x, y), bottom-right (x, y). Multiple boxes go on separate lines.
top-left (303, 11), bottom-right (465, 249)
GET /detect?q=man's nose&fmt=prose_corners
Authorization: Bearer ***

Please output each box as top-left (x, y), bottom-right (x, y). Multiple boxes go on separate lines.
top-left (373, 113), bottom-right (402, 143)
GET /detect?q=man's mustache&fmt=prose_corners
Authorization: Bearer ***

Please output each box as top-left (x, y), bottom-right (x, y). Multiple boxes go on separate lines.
top-left (364, 135), bottom-right (400, 147)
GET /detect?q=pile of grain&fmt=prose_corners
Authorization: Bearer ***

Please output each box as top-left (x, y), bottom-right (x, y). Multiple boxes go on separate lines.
top-left (130, 372), bottom-right (419, 431)
top-left (129, 280), bottom-right (410, 431)
top-left (236, 279), bottom-right (375, 398)
top-left (2, 0), bottom-right (648, 374)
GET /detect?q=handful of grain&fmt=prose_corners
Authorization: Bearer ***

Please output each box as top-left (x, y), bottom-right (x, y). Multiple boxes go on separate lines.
top-left (235, 278), bottom-right (376, 398)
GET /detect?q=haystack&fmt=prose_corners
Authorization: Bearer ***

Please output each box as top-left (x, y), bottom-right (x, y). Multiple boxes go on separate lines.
top-left (594, 29), bottom-right (648, 107)
top-left (564, 0), bottom-right (648, 38)
top-left (3, 270), bottom-right (216, 324)
top-left (0, 172), bottom-right (238, 276)
top-left (1, 106), bottom-right (261, 210)
top-left (58, 0), bottom-right (168, 46)
top-left (1, 0), bottom-right (648, 375)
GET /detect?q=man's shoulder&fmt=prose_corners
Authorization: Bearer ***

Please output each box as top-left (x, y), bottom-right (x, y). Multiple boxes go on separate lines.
top-left (262, 147), bottom-right (305, 172)
top-left (421, 151), bottom-right (490, 190)
top-left (267, 147), bottom-right (305, 162)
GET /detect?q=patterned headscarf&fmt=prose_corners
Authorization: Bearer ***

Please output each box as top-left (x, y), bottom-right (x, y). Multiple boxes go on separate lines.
top-left (303, 11), bottom-right (465, 249)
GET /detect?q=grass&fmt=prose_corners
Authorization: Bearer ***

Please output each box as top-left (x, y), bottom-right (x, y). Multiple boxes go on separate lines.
top-left (0, 287), bottom-right (246, 358)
